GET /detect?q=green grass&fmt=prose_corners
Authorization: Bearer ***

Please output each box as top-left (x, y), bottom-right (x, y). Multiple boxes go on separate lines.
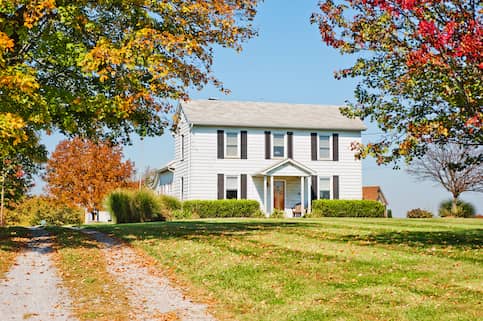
top-left (89, 218), bottom-right (482, 321)
top-left (0, 227), bottom-right (30, 278)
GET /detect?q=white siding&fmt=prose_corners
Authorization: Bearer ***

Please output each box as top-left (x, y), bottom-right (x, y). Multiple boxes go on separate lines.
top-left (172, 112), bottom-right (191, 200)
top-left (187, 126), bottom-right (362, 205)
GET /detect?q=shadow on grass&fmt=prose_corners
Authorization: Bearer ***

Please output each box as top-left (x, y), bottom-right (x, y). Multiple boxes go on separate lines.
top-left (89, 220), bottom-right (482, 249)
top-left (0, 227), bottom-right (31, 253)
top-left (46, 227), bottom-right (101, 250)
top-left (339, 229), bottom-right (482, 248)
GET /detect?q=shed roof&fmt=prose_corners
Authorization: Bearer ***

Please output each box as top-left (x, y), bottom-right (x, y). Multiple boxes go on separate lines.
top-left (181, 100), bottom-right (366, 131)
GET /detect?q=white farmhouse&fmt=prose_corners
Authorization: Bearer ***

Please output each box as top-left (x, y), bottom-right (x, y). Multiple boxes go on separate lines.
top-left (153, 100), bottom-right (366, 216)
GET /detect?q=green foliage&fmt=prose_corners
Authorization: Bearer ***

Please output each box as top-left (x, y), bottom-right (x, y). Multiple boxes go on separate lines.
top-left (172, 209), bottom-right (194, 220)
top-left (105, 189), bottom-right (134, 224)
top-left (106, 189), bottom-right (172, 223)
top-left (270, 209), bottom-right (285, 219)
top-left (182, 200), bottom-right (260, 218)
top-left (9, 196), bottom-right (82, 226)
top-left (439, 199), bottom-right (476, 218)
top-left (308, 200), bottom-right (385, 218)
top-left (387, 208), bottom-right (393, 218)
top-left (130, 189), bottom-right (162, 222)
top-left (158, 194), bottom-right (182, 220)
top-left (407, 208), bottom-right (433, 219)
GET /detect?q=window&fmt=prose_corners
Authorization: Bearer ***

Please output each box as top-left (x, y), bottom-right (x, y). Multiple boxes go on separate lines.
top-left (180, 177), bottom-right (184, 200)
top-left (226, 132), bottom-right (238, 157)
top-left (273, 133), bottom-right (285, 157)
top-left (226, 175), bottom-right (238, 199)
top-left (319, 135), bottom-right (330, 159)
top-left (181, 134), bottom-right (185, 161)
top-left (319, 177), bottom-right (330, 199)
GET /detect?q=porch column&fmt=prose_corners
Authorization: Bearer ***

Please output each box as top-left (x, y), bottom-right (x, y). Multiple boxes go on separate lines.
top-left (270, 175), bottom-right (274, 214)
top-left (307, 175), bottom-right (312, 214)
top-left (263, 175), bottom-right (268, 214)
top-left (300, 176), bottom-right (305, 215)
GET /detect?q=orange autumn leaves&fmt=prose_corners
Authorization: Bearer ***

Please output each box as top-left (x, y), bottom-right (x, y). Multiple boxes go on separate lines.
top-left (44, 138), bottom-right (134, 212)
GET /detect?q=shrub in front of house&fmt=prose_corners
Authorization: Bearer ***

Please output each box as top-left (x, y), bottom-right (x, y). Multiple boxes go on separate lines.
top-left (130, 189), bottom-right (163, 222)
top-left (158, 194), bottom-right (182, 219)
top-left (307, 200), bottom-right (385, 218)
top-left (182, 199), bottom-right (260, 218)
top-left (406, 208), bottom-right (433, 218)
top-left (270, 209), bottom-right (285, 219)
top-left (439, 199), bottom-right (475, 218)
top-left (106, 189), bottom-right (172, 223)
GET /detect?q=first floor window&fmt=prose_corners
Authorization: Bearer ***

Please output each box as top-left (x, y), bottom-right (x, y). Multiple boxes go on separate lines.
top-left (226, 175), bottom-right (238, 199)
top-left (319, 135), bottom-right (330, 159)
top-left (180, 177), bottom-right (184, 200)
top-left (273, 133), bottom-right (285, 157)
top-left (319, 177), bottom-right (330, 199)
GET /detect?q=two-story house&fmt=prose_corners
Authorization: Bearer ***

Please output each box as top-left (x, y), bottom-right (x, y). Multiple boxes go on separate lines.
top-left (153, 100), bottom-right (366, 216)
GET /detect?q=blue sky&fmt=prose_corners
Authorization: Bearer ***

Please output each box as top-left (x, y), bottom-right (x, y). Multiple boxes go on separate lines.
top-left (37, 0), bottom-right (482, 217)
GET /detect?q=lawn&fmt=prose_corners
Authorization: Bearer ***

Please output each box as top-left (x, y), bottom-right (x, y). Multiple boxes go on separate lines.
top-left (0, 227), bottom-right (30, 278)
top-left (90, 218), bottom-right (482, 321)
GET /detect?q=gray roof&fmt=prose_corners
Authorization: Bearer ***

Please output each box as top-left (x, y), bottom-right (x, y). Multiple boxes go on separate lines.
top-left (180, 100), bottom-right (366, 131)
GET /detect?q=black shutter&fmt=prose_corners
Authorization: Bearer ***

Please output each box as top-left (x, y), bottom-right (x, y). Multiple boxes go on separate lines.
top-left (287, 132), bottom-right (293, 159)
top-left (311, 175), bottom-right (318, 200)
top-left (241, 131), bottom-right (247, 159)
top-left (333, 175), bottom-right (339, 199)
top-left (265, 131), bottom-right (271, 159)
top-left (332, 133), bottom-right (339, 161)
top-left (311, 133), bottom-right (317, 161)
top-left (240, 174), bottom-right (247, 199)
top-left (217, 130), bottom-right (224, 159)
top-left (217, 174), bottom-right (224, 199)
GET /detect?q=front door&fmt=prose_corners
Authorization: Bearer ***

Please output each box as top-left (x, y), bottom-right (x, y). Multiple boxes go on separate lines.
top-left (274, 180), bottom-right (285, 210)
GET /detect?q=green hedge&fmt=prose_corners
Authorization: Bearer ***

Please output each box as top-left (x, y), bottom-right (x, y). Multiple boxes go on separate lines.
top-left (308, 200), bottom-right (385, 218)
top-left (182, 200), bottom-right (260, 218)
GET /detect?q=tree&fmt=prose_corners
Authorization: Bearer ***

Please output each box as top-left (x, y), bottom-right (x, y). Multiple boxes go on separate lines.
top-left (407, 144), bottom-right (483, 215)
top-left (312, 0), bottom-right (482, 165)
top-left (0, 0), bottom-right (260, 153)
top-left (44, 137), bottom-right (134, 213)
top-left (0, 115), bottom-right (46, 226)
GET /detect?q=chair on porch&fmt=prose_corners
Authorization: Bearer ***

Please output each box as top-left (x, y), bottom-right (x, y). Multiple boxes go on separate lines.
top-left (292, 203), bottom-right (305, 217)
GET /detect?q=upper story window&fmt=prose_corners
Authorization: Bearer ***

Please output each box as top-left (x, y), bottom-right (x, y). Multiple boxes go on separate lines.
top-left (319, 135), bottom-right (330, 160)
top-left (226, 132), bottom-right (239, 157)
top-left (226, 175), bottom-right (238, 199)
top-left (273, 133), bottom-right (285, 158)
top-left (319, 177), bottom-right (330, 199)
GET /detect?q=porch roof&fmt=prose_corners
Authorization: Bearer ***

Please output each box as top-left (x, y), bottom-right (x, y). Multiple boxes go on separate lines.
top-left (256, 158), bottom-right (316, 177)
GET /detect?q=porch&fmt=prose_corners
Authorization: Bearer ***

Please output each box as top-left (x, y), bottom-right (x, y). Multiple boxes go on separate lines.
top-left (254, 159), bottom-right (316, 217)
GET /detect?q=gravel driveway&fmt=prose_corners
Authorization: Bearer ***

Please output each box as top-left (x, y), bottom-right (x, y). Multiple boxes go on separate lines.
top-left (80, 229), bottom-right (215, 321)
top-left (0, 227), bottom-right (76, 321)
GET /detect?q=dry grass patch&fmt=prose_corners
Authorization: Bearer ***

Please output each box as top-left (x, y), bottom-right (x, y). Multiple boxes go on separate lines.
top-left (0, 227), bottom-right (30, 278)
top-left (48, 227), bottom-right (132, 321)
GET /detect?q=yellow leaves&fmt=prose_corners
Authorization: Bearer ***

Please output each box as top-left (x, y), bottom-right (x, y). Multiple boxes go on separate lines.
top-left (0, 113), bottom-right (28, 146)
top-left (23, 0), bottom-right (56, 29)
top-left (0, 32), bottom-right (14, 52)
